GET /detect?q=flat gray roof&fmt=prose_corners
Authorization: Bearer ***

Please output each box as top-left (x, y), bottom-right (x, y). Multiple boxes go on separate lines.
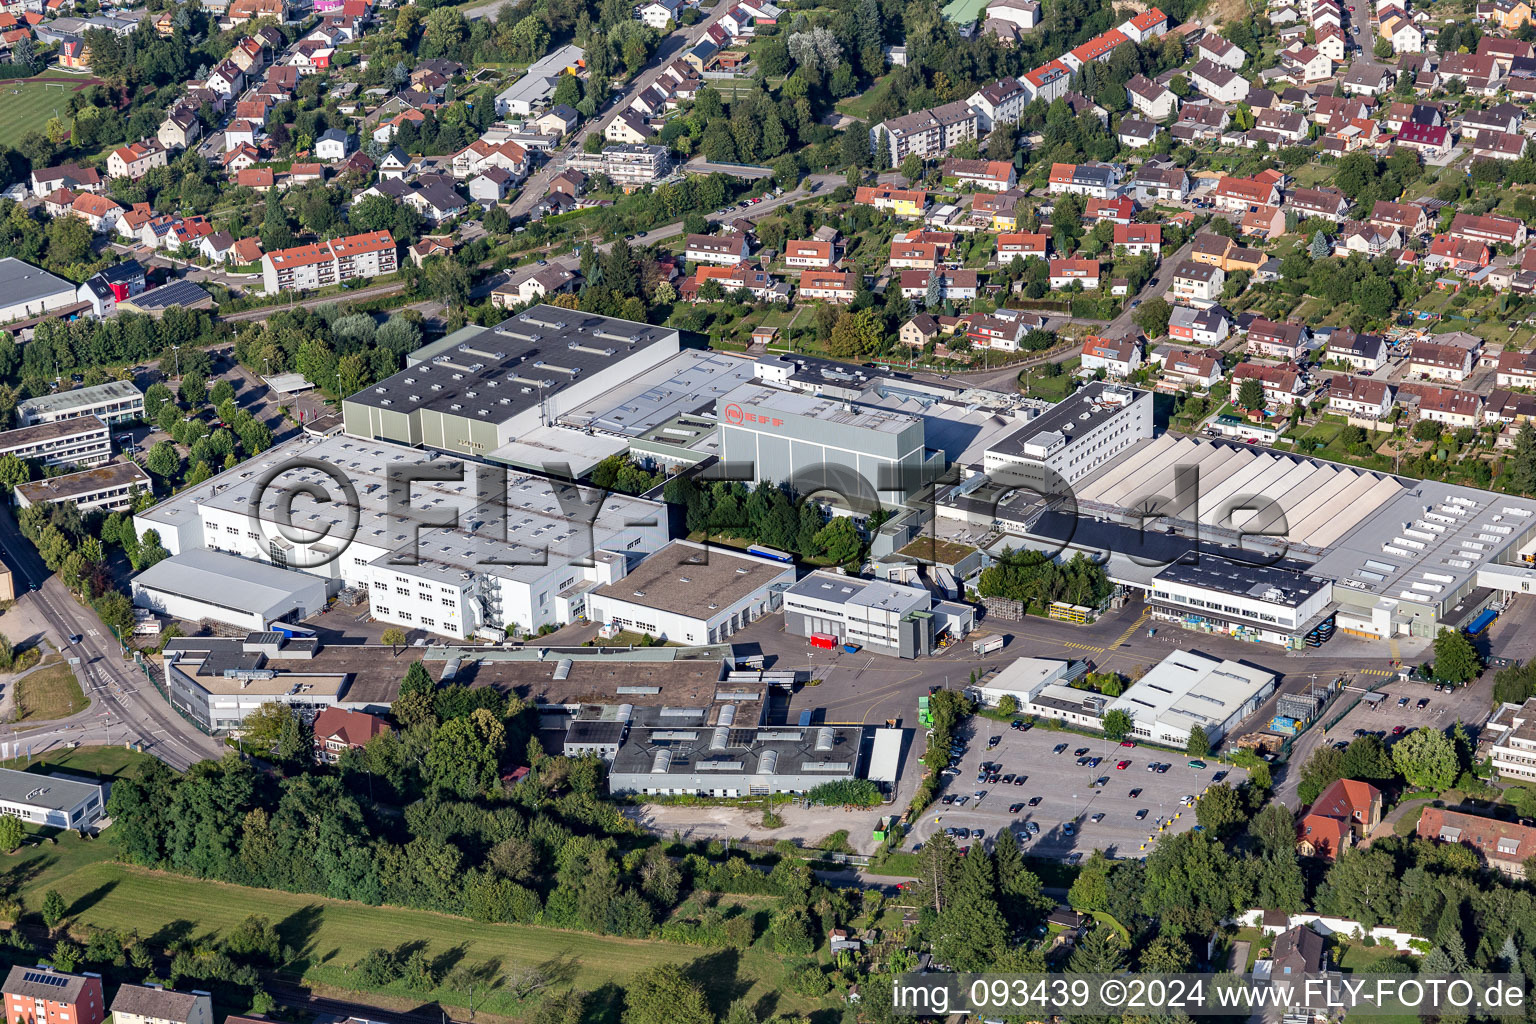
top-left (0, 258), bottom-right (76, 309)
top-left (349, 305), bottom-right (679, 426)
top-left (560, 349), bottom-right (758, 437)
top-left (133, 548), bottom-right (321, 613)
top-left (988, 381), bottom-right (1144, 458)
top-left (591, 541), bottom-right (795, 620)
top-left (17, 380), bottom-right (142, 418)
top-left (0, 767), bottom-right (100, 812)
top-left (786, 570), bottom-right (930, 614)
top-left (718, 382), bottom-right (921, 436)
top-left (15, 461), bottom-right (149, 504)
top-left (0, 416), bottom-right (107, 449)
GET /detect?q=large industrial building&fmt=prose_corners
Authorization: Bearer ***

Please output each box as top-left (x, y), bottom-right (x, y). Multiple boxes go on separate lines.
top-left (131, 433), bottom-right (670, 641)
top-left (934, 402), bottom-right (1536, 646)
top-left (161, 632), bottom-right (350, 732)
top-left (607, 714), bottom-right (864, 797)
top-left (584, 541), bottom-right (796, 646)
top-left (1105, 648), bottom-right (1278, 747)
top-left (131, 549), bottom-right (330, 632)
top-left (782, 569), bottom-right (973, 657)
top-left (342, 305), bottom-right (681, 467)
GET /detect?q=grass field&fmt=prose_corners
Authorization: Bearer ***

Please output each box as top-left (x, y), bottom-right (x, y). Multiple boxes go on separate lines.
top-left (0, 749), bottom-right (815, 1021)
top-left (940, 0), bottom-right (988, 22)
top-left (12, 833), bottom-right (819, 1020)
top-left (14, 659), bottom-right (88, 723)
top-left (835, 75), bottom-right (893, 119)
top-left (0, 72), bottom-right (93, 143)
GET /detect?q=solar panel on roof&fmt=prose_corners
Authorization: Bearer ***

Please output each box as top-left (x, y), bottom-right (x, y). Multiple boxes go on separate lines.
top-left (22, 972), bottom-right (68, 988)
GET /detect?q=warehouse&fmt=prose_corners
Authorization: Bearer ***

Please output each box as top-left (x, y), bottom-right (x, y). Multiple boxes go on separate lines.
top-left (717, 382), bottom-right (934, 508)
top-left (983, 382), bottom-right (1154, 487)
top-left (16, 380), bottom-right (143, 427)
top-left (1106, 648), bottom-right (1278, 747)
top-left (584, 541), bottom-right (796, 645)
top-left (0, 767), bottom-right (106, 829)
top-left (131, 549), bottom-right (329, 632)
top-left (782, 569), bottom-right (974, 658)
top-left (342, 305), bottom-right (681, 463)
top-left (14, 462), bottom-right (151, 513)
top-left (1149, 559), bottom-right (1333, 647)
top-left (132, 434), bottom-right (670, 641)
top-left (0, 258), bottom-right (80, 325)
top-left (608, 715), bottom-right (863, 796)
top-left (161, 632), bottom-right (349, 732)
top-left (968, 656), bottom-right (1112, 729)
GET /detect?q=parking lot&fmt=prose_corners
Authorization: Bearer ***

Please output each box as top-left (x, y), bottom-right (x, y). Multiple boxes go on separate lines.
top-left (906, 717), bottom-right (1247, 861)
top-left (1316, 676), bottom-right (1487, 745)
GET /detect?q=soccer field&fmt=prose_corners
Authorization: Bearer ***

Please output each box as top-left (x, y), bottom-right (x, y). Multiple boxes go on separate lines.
top-left (0, 72), bottom-right (91, 142)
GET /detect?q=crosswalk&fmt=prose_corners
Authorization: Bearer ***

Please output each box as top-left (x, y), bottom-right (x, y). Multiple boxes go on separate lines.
top-left (1110, 608), bottom-right (1152, 648)
top-left (1357, 668), bottom-right (1396, 678)
top-left (1062, 641), bottom-right (1105, 653)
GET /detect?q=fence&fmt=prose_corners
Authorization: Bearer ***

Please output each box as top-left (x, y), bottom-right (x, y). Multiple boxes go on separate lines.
top-left (136, 656), bottom-right (216, 737)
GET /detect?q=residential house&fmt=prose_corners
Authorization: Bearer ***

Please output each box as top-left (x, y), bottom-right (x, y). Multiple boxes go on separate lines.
top-left (1477, 0), bottom-right (1532, 29)
top-left (1126, 74), bottom-right (1179, 119)
top-left (1287, 187), bottom-right (1349, 223)
top-left (157, 106), bottom-right (201, 151)
top-left (1190, 59), bottom-right (1250, 102)
top-left (1085, 196), bottom-right (1136, 223)
top-left (30, 163), bottom-right (100, 197)
top-left (1048, 258), bottom-right (1101, 290)
top-left (1213, 176), bottom-right (1280, 212)
top-left (1370, 199), bottom-right (1428, 237)
top-left (784, 240), bottom-right (835, 269)
top-left (963, 77), bottom-right (1028, 131)
top-left (1475, 132), bottom-right (1527, 161)
top-left (1450, 212), bottom-right (1527, 248)
top-left (109, 984), bottom-right (212, 1024)
top-left (996, 232), bottom-right (1048, 261)
top-left (1171, 260), bottom-right (1224, 307)
top-left (686, 233), bottom-right (752, 265)
top-left (1240, 204), bottom-right (1286, 239)
top-left (1418, 807), bottom-right (1536, 878)
top-left (1080, 334), bottom-right (1142, 377)
top-left (1247, 318), bottom-right (1310, 361)
top-left (869, 101), bottom-right (981, 165)
top-left (107, 140), bottom-right (168, 181)
top-left (1410, 339), bottom-right (1476, 381)
top-left (898, 269), bottom-right (979, 301)
top-left (1380, 13), bottom-right (1423, 52)
top-left (1438, 53), bottom-right (1503, 94)
top-left (3, 967), bottom-right (106, 1024)
top-left (1168, 305), bottom-right (1230, 346)
top-left (1393, 122), bottom-right (1451, 157)
top-left (1157, 346), bottom-right (1225, 390)
top-left (798, 270), bottom-right (858, 303)
top-left (1046, 162), bottom-right (1122, 199)
top-left (1231, 362), bottom-right (1306, 406)
top-left (942, 158), bottom-right (1016, 191)
top-left (1413, 384), bottom-right (1484, 427)
top-left (312, 708), bottom-right (391, 763)
top-left (1118, 118), bottom-right (1159, 148)
top-left (1197, 33), bottom-right (1247, 69)
top-left (1428, 233), bottom-right (1491, 274)
top-left (1341, 63), bottom-right (1394, 96)
top-left (314, 128), bottom-right (352, 161)
top-left (468, 167), bottom-right (514, 205)
top-left (854, 185), bottom-right (928, 217)
top-left (1021, 60), bottom-right (1072, 104)
top-left (1280, 46), bottom-right (1333, 84)
top-left (682, 263), bottom-right (785, 303)
top-left (1326, 330), bottom-right (1387, 370)
top-left (1131, 163), bottom-right (1190, 203)
top-left (1497, 348), bottom-right (1536, 388)
top-left (1328, 374), bottom-right (1394, 423)
top-left (1112, 223), bottom-right (1162, 256)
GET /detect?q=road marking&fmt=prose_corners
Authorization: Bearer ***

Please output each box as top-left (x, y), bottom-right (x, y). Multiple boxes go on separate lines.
top-left (1111, 608), bottom-right (1152, 647)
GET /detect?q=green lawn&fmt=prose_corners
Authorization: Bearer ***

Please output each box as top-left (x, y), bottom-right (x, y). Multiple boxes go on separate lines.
top-left (1019, 359), bottom-right (1080, 401)
top-left (939, 0), bottom-right (987, 20)
top-left (14, 659), bottom-right (88, 723)
top-left (0, 72), bottom-right (92, 143)
top-left (11, 833), bottom-right (814, 1019)
top-left (835, 75), bottom-right (894, 119)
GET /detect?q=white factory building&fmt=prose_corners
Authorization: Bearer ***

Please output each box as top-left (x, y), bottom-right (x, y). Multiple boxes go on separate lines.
top-left (131, 549), bottom-right (330, 632)
top-left (131, 434), bottom-right (671, 641)
top-left (782, 569), bottom-right (973, 658)
top-left (1106, 649), bottom-right (1278, 747)
top-left (0, 768), bottom-right (107, 830)
top-left (584, 541), bottom-right (796, 646)
top-left (981, 382), bottom-right (1154, 487)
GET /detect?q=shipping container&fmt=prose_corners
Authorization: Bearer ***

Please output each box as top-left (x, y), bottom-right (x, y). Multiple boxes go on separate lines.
top-left (972, 636), bottom-right (1004, 656)
top-left (810, 632), bottom-right (838, 649)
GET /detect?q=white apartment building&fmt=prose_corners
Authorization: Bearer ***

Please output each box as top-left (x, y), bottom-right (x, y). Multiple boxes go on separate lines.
top-left (982, 382), bottom-right (1154, 486)
top-left (261, 230), bottom-right (398, 294)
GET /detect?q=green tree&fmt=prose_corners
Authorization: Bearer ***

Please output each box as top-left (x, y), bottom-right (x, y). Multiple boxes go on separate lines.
top-left (0, 814), bottom-right (22, 852)
top-left (1508, 421), bottom-right (1536, 495)
top-left (382, 626), bottom-right (408, 654)
top-left (41, 888), bottom-right (66, 929)
top-left (1309, 230), bottom-right (1330, 260)
top-left (1132, 297), bottom-right (1171, 339)
top-left (1432, 627), bottom-right (1481, 684)
top-left (1237, 378), bottom-right (1265, 412)
top-left (426, 708), bottom-right (505, 797)
top-left (1391, 727), bottom-right (1459, 791)
top-left (1195, 782), bottom-right (1246, 838)
top-left (1102, 708), bottom-right (1133, 741)
top-left (1186, 725), bottom-right (1210, 759)
top-left (623, 963), bottom-right (713, 1024)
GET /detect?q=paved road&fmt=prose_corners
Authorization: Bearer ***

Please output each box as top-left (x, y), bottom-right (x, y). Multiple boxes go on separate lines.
top-left (505, 4), bottom-right (735, 218)
top-left (0, 507), bottom-right (222, 770)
